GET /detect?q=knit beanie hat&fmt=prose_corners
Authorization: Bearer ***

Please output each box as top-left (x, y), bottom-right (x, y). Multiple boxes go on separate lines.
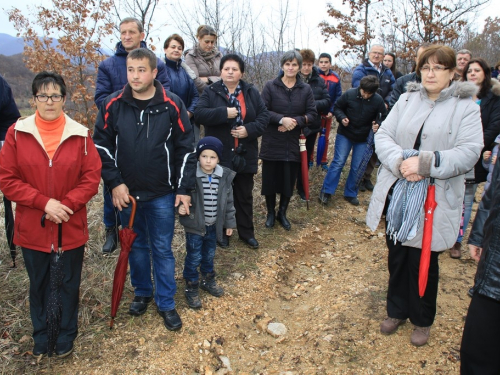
top-left (196, 136), bottom-right (223, 160)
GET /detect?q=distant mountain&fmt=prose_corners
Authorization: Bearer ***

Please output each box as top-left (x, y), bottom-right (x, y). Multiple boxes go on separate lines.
top-left (0, 33), bottom-right (24, 56)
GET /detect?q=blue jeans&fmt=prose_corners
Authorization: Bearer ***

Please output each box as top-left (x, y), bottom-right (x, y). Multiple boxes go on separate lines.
top-left (457, 183), bottom-right (478, 243)
top-left (103, 184), bottom-right (121, 228)
top-left (321, 133), bottom-right (367, 198)
top-left (183, 224), bottom-right (217, 282)
top-left (119, 194), bottom-right (176, 311)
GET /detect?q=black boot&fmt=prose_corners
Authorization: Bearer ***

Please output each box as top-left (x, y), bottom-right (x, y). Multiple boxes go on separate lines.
top-left (277, 196), bottom-right (291, 231)
top-left (185, 280), bottom-right (202, 309)
top-left (265, 194), bottom-right (276, 228)
top-left (200, 272), bottom-right (224, 297)
top-left (102, 226), bottom-right (118, 254)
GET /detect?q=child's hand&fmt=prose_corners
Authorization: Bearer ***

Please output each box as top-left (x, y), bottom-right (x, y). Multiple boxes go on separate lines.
top-left (226, 228), bottom-right (233, 236)
top-left (483, 151), bottom-right (492, 162)
top-left (178, 203), bottom-right (187, 215)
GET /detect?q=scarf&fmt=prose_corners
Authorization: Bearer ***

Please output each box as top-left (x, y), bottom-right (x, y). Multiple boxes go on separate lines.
top-left (195, 44), bottom-right (219, 64)
top-left (222, 82), bottom-right (243, 127)
top-left (386, 149), bottom-right (429, 244)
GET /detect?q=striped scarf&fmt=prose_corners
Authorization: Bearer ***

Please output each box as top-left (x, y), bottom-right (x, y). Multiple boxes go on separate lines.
top-left (386, 149), bottom-right (429, 244)
top-left (221, 82), bottom-right (243, 127)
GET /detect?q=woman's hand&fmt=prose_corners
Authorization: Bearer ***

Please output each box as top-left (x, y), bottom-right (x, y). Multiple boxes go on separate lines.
top-left (469, 244), bottom-right (482, 261)
top-left (226, 228), bottom-right (233, 236)
top-left (400, 156), bottom-right (420, 177)
top-left (231, 126), bottom-right (248, 139)
top-left (44, 198), bottom-right (74, 224)
top-left (200, 77), bottom-right (210, 83)
top-left (227, 107), bottom-right (238, 119)
top-left (282, 117), bottom-right (297, 130)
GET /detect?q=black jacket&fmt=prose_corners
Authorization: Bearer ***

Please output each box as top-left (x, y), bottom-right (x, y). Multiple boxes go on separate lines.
top-left (468, 159), bottom-right (500, 301)
top-left (195, 80), bottom-right (269, 174)
top-left (388, 72), bottom-right (420, 110)
top-left (472, 81), bottom-right (500, 183)
top-left (334, 88), bottom-right (387, 143)
top-left (259, 76), bottom-right (318, 162)
top-left (0, 75), bottom-right (20, 141)
top-left (93, 80), bottom-right (196, 200)
top-left (304, 68), bottom-right (330, 134)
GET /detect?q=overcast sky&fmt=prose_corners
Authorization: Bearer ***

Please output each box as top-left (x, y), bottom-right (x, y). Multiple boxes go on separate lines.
top-left (1, 0), bottom-right (499, 57)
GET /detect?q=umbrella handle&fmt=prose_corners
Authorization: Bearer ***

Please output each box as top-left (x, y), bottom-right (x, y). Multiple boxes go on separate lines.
top-left (127, 195), bottom-right (137, 229)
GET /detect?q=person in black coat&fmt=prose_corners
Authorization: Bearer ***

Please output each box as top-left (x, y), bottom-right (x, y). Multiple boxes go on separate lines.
top-left (260, 50), bottom-right (317, 231)
top-left (195, 54), bottom-right (269, 249)
top-left (461, 155), bottom-right (500, 374)
top-left (319, 76), bottom-right (386, 206)
top-left (0, 74), bottom-right (21, 253)
top-left (296, 49), bottom-right (330, 200)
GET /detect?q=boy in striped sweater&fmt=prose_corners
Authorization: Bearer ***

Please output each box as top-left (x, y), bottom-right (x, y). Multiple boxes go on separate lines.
top-left (179, 137), bottom-right (236, 308)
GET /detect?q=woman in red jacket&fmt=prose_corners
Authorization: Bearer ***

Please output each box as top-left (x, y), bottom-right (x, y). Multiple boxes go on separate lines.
top-left (0, 72), bottom-right (101, 358)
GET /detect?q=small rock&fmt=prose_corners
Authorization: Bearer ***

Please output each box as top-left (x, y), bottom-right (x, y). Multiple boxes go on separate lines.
top-left (231, 272), bottom-right (243, 279)
top-left (323, 334), bottom-right (334, 342)
top-left (267, 322), bottom-right (287, 337)
top-left (378, 232), bottom-right (384, 238)
top-left (219, 356), bottom-right (232, 371)
top-left (256, 317), bottom-right (273, 332)
top-left (19, 335), bottom-right (31, 344)
top-left (138, 337), bottom-right (145, 345)
top-left (203, 339), bottom-right (211, 349)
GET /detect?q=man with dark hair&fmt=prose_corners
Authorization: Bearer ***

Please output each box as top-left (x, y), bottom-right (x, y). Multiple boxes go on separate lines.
top-left (0, 74), bottom-right (21, 253)
top-left (93, 48), bottom-right (196, 331)
top-left (319, 76), bottom-right (387, 206)
top-left (95, 17), bottom-right (171, 255)
top-left (316, 52), bottom-right (342, 170)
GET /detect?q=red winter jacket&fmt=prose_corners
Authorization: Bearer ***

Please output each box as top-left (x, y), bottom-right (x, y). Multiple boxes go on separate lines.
top-left (0, 114), bottom-right (101, 252)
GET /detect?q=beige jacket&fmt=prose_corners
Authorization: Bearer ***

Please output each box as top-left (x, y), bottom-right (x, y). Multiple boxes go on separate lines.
top-left (366, 81), bottom-right (483, 251)
top-left (184, 47), bottom-right (222, 94)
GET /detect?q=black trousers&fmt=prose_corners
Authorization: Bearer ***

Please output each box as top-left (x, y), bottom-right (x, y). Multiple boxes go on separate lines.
top-left (233, 173), bottom-right (255, 241)
top-left (22, 246), bottom-right (84, 345)
top-left (297, 133), bottom-right (316, 193)
top-left (3, 196), bottom-right (15, 250)
top-left (386, 235), bottom-right (440, 327)
top-left (461, 293), bottom-right (500, 374)
top-left (363, 153), bottom-right (378, 180)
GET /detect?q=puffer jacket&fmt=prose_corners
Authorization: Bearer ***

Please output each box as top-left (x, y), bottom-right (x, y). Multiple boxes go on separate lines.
top-left (366, 81), bottom-right (483, 251)
top-left (163, 56), bottom-right (199, 114)
top-left (388, 72), bottom-right (421, 110)
top-left (470, 79), bottom-right (500, 183)
top-left (319, 68), bottom-right (342, 114)
top-left (0, 114), bottom-right (101, 252)
top-left (184, 45), bottom-right (222, 94)
top-left (468, 159), bottom-right (500, 301)
top-left (179, 164), bottom-right (236, 243)
top-left (352, 59), bottom-right (395, 104)
top-left (195, 80), bottom-right (269, 174)
top-left (259, 75), bottom-right (317, 163)
top-left (94, 41), bottom-right (171, 108)
top-left (305, 67), bottom-right (330, 134)
top-left (334, 88), bottom-right (387, 143)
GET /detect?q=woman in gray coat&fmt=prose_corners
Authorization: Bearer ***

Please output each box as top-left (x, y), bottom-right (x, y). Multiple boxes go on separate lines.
top-left (366, 45), bottom-right (483, 347)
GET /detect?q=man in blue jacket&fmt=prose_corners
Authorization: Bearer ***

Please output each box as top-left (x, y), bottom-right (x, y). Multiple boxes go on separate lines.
top-left (93, 48), bottom-right (196, 331)
top-left (95, 17), bottom-right (171, 254)
top-left (352, 44), bottom-right (395, 191)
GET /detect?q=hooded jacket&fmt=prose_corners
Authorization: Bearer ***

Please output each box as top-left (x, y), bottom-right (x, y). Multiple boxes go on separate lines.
top-left (468, 159), bottom-right (500, 301)
top-left (0, 114), bottom-right (101, 252)
top-left (366, 81), bottom-right (483, 252)
top-left (179, 164), bottom-right (236, 243)
top-left (195, 80), bottom-right (269, 174)
top-left (163, 56), bottom-right (199, 114)
top-left (93, 80), bottom-right (196, 201)
top-left (184, 46), bottom-right (223, 95)
top-left (259, 75), bottom-right (318, 163)
top-left (352, 59), bottom-right (396, 104)
top-left (94, 41), bottom-right (171, 108)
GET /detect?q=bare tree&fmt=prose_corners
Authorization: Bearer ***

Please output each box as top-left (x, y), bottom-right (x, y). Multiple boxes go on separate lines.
top-left (464, 17), bottom-right (500, 66)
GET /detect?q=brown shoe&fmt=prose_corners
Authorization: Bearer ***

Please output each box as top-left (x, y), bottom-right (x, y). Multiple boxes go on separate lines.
top-left (450, 242), bottom-right (462, 259)
top-left (380, 317), bottom-right (405, 335)
top-left (411, 325), bottom-right (431, 346)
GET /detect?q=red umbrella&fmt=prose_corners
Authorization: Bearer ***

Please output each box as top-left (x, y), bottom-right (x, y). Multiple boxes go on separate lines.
top-left (110, 195), bottom-right (137, 328)
top-left (419, 152), bottom-right (440, 297)
top-left (299, 133), bottom-right (310, 209)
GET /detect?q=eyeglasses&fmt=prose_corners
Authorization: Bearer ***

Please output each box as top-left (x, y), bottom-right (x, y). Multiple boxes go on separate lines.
top-left (420, 65), bottom-right (449, 74)
top-left (35, 94), bottom-right (64, 102)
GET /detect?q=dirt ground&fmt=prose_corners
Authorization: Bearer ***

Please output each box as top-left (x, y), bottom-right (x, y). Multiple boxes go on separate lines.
top-left (0, 182), bottom-right (477, 374)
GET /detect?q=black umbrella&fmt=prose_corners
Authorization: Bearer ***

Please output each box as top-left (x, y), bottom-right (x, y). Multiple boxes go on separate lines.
top-left (41, 215), bottom-right (64, 357)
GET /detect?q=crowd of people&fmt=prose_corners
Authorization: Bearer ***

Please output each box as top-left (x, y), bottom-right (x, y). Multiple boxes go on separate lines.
top-left (1, 16), bottom-right (500, 373)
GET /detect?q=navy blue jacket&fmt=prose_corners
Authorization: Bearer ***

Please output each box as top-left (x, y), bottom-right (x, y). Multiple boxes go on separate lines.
top-left (94, 41), bottom-right (171, 108)
top-left (0, 75), bottom-right (20, 141)
top-left (352, 59), bottom-right (395, 104)
top-left (93, 80), bottom-right (196, 200)
top-left (163, 56), bottom-right (198, 114)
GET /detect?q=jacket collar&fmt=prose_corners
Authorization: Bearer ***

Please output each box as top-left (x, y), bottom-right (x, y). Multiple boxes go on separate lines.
top-left (406, 81), bottom-right (479, 101)
top-left (196, 163), bottom-right (223, 178)
top-left (120, 80), bottom-right (168, 107)
top-left (164, 56), bottom-right (182, 69)
top-left (115, 41), bottom-right (148, 57)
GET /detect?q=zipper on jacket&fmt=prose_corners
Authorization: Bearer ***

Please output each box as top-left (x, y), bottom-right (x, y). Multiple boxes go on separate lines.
top-left (49, 159), bottom-right (52, 167)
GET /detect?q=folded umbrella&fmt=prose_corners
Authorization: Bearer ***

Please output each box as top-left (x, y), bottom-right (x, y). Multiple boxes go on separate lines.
top-left (110, 195), bottom-right (137, 328)
top-left (299, 134), bottom-right (310, 209)
top-left (315, 117), bottom-right (327, 166)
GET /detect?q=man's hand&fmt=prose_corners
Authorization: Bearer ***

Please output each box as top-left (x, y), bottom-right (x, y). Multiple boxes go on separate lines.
top-left (341, 118), bottom-right (349, 127)
top-left (469, 244), bottom-right (483, 262)
top-left (44, 198), bottom-right (74, 224)
top-left (372, 121), bottom-right (380, 133)
top-left (175, 194), bottom-right (191, 215)
top-left (282, 117), bottom-right (297, 131)
top-left (112, 184), bottom-right (130, 211)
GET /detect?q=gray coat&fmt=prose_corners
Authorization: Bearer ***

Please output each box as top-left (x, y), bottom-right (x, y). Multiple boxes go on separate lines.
top-left (184, 47), bottom-right (222, 94)
top-left (179, 164), bottom-right (236, 242)
top-left (366, 81), bottom-right (483, 251)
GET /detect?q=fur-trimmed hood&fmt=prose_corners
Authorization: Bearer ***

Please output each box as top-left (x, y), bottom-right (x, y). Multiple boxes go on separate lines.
top-left (405, 80), bottom-right (479, 99)
top-left (491, 78), bottom-right (500, 97)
